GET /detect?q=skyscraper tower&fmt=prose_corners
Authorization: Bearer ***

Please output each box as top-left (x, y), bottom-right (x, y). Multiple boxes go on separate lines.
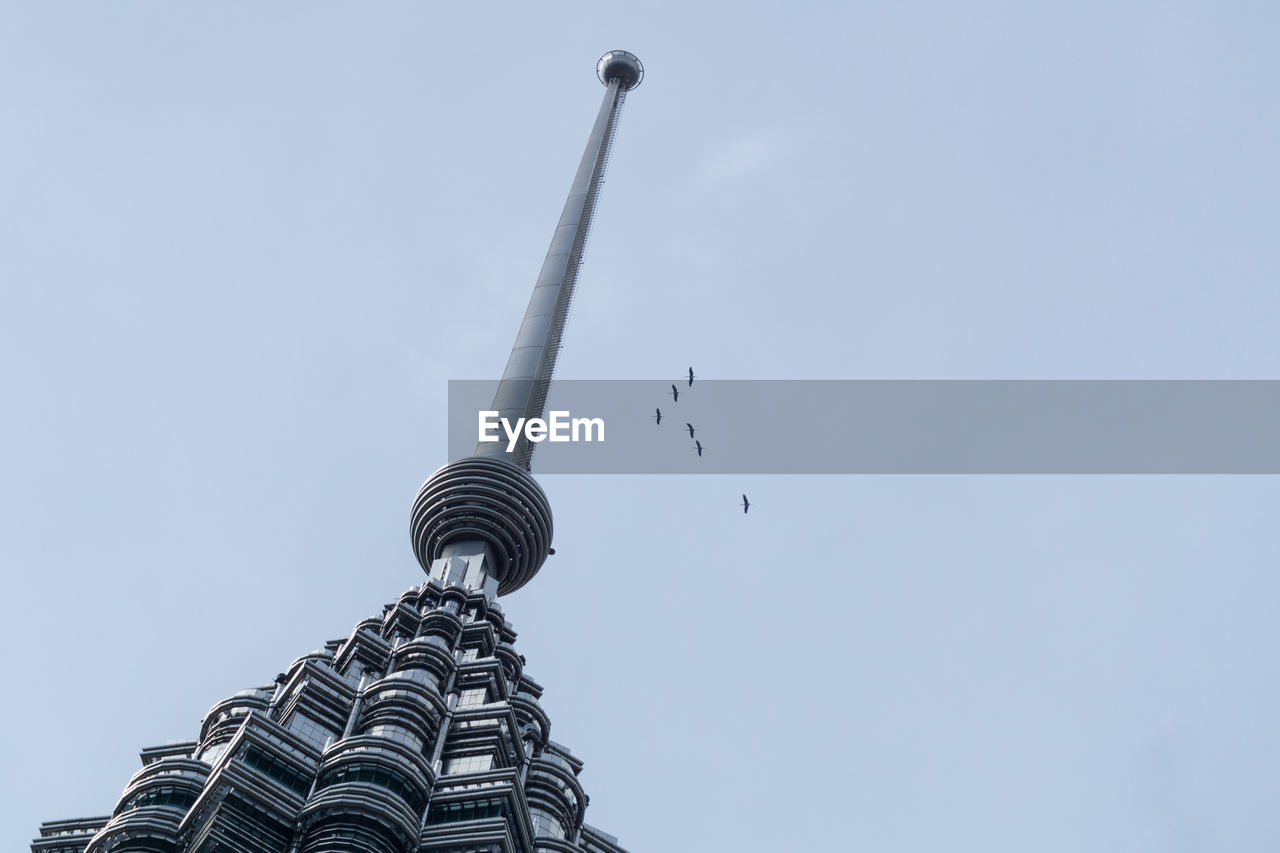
top-left (32, 51), bottom-right (643, 853)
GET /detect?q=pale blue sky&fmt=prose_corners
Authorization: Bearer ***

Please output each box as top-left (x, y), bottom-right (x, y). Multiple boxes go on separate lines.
top-left (3, 3), bottom-right (1279, 851)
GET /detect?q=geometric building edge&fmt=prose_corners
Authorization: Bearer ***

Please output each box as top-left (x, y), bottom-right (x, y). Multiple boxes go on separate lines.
top-left (33, 579), bottom-right (629, 853)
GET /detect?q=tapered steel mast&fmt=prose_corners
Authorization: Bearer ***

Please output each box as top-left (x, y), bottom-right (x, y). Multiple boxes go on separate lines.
top-left (476, 50), bottom-right (643, 468)
top-left (411, 51), bottom-right (643, 596)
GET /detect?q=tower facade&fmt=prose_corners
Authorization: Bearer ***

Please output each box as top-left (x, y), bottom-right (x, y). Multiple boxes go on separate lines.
top-left (32, 51), bottom-right (643, 853)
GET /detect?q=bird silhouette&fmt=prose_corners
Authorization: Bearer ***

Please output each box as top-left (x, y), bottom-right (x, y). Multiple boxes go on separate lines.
top-left (695, 440), bottom-right (703, 457)
top-left (688, 367), bottom-right (695, 387)
top-left (654, 408), bottom-right (662, 425)
top-left (670, 384), bottom-right (679, 402)
top-left (686, 422), bottom-right (695, 438)
top-left (741, 494), bottom-right (750, 514)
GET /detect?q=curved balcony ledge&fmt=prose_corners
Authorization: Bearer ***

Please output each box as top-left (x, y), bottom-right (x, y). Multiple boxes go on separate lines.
top-left (121, 759), bottom-right (209, 797)
top-left (319, 735), bottom-right (434, 788)
top-left (86, 808), bottom-right (183, 853)
top-left (300, 783), bottom-right (419, 846)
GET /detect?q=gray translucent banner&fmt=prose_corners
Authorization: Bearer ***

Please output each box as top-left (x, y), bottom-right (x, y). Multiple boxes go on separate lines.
top-left (447, 380), bottom-right (1280, 474)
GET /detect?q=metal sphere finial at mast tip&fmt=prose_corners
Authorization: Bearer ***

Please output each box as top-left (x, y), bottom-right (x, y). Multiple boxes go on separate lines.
top-left (597, 50), bottom-right (643, 90)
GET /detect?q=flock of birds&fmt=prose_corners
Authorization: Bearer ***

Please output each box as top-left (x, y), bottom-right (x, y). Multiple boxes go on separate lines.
top-left (653, 367), bottom-right (750, 514)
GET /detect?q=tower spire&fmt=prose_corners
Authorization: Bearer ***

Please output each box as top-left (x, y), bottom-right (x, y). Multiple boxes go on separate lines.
top-left (410, 51), bottom-right (643, 596)
top-left (477, 49), bottom-right (643, 469)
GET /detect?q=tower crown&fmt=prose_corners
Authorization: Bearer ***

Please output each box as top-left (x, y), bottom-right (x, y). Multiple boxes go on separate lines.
top-left (33, 55), bottom-right (636, 853)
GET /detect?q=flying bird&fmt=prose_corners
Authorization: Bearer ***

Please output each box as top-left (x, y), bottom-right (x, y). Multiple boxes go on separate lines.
top-left (695, 440), bottom-right (703, 457)
top-left (741, 494), bottom-right (750, 514)
top-left (670, 384), bottom-right (679, 402)
top-left (686, 422), bottom-right (695, 438)
top-left (654, 408), bottom-right (662, 425)
top-left (688, 367), bottom-right (695, 387)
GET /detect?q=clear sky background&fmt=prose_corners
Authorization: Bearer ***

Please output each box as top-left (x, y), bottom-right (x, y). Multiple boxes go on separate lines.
top-left (2, 3), bottom-right (1279, 851)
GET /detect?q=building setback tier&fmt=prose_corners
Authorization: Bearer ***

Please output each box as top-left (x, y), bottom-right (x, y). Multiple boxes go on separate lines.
top-left (33, 580), bottom-right (627, 853)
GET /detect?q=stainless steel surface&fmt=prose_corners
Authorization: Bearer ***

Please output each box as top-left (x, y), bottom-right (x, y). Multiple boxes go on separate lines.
top-left (475, 52), bottom-right (641, 468)
top-left (596, 49), bottom-right (644, 90)
top-left (413, 53), bottom-right (642, 596)
top-left (410, 456), bottom-right (554, 596)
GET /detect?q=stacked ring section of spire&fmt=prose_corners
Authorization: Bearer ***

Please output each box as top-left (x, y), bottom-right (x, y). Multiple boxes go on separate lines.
top-left (410, 457), bottom-right (553, 595)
